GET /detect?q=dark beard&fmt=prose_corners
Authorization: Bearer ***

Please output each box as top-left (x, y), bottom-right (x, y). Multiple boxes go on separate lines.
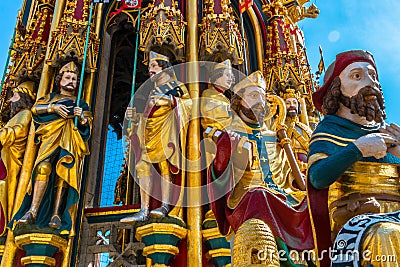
top-left (240, 103), bottom-right (269, 123)
top-left (61, 84), bottom-right (76, 92)
top-left (287, 108), bottom-right (298, 118)
top-left (10, 101), bottom-right (22, 118)
top-left (10, 99), bottom-right (26, 118)
top-left (340, 86), bottom-right (386, 123)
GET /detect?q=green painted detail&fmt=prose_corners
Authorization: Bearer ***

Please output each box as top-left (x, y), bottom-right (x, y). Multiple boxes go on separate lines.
top-left (23, 243), bottom-right (58, 257)
top-left (21, 243), bottom-right (58, 267)
top-left (24, 263), bottom-right (48, 267)
top-left (205, 237), bottom-right (230, 250)
top-left (209, 256), bottom-right (231, 267)
top-left (202, 219), bottom-right (217, 229)
top-left (141, 234), bottom-right (180, 247)
top-left (147, 252), bottom-right (175, 265)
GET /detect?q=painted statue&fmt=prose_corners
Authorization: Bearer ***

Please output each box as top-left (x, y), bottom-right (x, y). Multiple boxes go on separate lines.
top-left (308, 50), bottom-right (400, 266)
top-left (206, 71), bottom-right (314, 266)
top-left (11, 61), bottom-right (92, 232)
top-left (121, 51), bottom-right (192, 222)
top-left (0, 81), bottom-right (36, 236)
top-left (279, 88), bottom-right (312, 192)
top-left (201, 59), bottom-right (234, 130)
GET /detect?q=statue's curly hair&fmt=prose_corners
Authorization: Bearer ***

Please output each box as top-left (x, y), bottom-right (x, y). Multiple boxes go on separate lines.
top-left (9, 91), bottom-right (35, 118)
top-left (322, 76), bottom-right (342, 115)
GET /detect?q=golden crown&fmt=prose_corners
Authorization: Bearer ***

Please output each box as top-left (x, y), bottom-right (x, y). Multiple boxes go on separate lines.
top-left (59, 61), bottom-right (79, 74)
top-left (280, 89), bottom-right (300, 100)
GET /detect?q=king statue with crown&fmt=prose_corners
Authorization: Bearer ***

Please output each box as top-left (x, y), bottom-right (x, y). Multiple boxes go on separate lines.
top-left (10, 61), bottom-right (93, 234)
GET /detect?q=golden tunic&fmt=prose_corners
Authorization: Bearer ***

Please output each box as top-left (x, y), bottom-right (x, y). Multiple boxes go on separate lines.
top-left (278, 118), bottom-right (311, 194)
top-left (0, 109), bottom-right (32, 235)
top-left (30, 94), bottom-right (92, 193)
top-left (138, 81), bottom-right (192, 169)
top-left (328, 161), bottom-right (400, 233)
top-left (200, 87), bottom-right (231, 130)
top-left (225, 116), bottom-right (285, 209)
top-left (328, 161), bottom-right (400, 266)
top-left (134, 80), bottom-right (191, 218)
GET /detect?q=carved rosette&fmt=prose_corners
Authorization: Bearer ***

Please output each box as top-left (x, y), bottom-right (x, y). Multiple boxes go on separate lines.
top-left (198, 0), bottom-right (243, 64)
top-left (139, 0), bottom-right (186, 63)
top-left (47, 0), bottom-right (100, 71)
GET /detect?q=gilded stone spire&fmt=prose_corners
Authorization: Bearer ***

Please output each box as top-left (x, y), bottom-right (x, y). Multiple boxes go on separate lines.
top-left (262, 0), bottom-right (319, 124)
top-left (198, 0), bottom-right (243, 64)
top-left (139, 0), bottom-right (186, 63)
top-left (48, 0), bottom-right (100, 71)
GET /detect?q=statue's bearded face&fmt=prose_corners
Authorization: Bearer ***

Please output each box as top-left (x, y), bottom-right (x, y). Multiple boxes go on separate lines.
top-left (285, 97), bottom-right (299, 118)
top-left (240, 86), bottom-right (269, 123)
top-left (339, 61), bottom-right (386, 123)
top-left (60, 71), bottom-right (78, 92)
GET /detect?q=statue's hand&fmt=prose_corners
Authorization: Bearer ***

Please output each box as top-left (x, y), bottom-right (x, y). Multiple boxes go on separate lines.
top-left (226, 130), bottom-right (241, 142)
top-left (354, 133), bottom-right (398, 159)
top-left (227, 130), bottom-right (253, 168)
top-left (380, 123), bottom-right (400, 157)
top-left (74, 107), bottom-right (88, 125)
top-left (53, 104), bottom-right (70, 118)
top-left (125, 107), bottom-right (139, 124)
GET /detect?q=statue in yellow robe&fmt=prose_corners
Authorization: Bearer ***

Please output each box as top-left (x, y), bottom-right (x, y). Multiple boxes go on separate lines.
top-left (0, 81), bottom-right (36, 236)
top-left (12, 62), bottom-right (92, 234)
top-left (121, 51), bottom-right (192, 223)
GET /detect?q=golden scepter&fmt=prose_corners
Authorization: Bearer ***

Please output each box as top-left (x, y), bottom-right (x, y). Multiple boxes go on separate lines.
top-left (268, 94), bottom-right (306, 190)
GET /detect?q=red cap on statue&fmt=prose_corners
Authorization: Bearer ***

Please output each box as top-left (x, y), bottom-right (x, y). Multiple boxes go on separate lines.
top-left (312, 50), bottom-right (377, 113)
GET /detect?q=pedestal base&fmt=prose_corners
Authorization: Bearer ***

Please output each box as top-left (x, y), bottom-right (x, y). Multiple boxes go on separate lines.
top-left (14, 233), bottom-right (67, 267)
top-left (136, 223), bottom-right (187, 266)
top-left (202, 210), bottom-right (231, 267)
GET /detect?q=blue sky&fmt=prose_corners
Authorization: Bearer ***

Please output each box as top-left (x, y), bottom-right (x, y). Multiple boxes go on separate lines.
top-left (0, 1), bottom-right (23, 85)
top-left (299, 0), bottom-right (400, 124)
top-left (1, 0), bottom-right (399, 123)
